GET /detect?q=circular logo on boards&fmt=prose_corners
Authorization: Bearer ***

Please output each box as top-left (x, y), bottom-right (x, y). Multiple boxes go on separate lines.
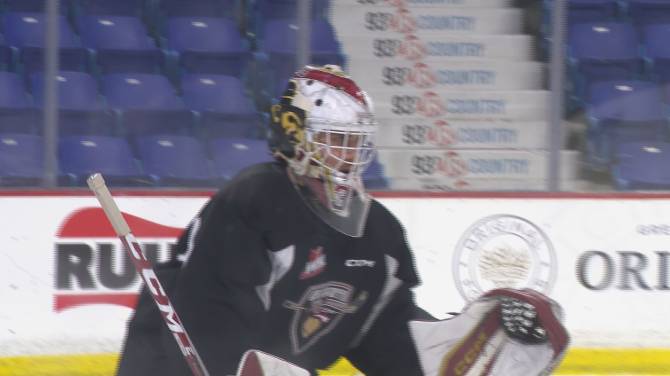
top-left (453, 214), bottom-right (557, 302)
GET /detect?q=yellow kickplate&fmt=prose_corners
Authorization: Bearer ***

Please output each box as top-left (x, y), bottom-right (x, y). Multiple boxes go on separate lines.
top-left (2, 348), bottom-right (670, 375)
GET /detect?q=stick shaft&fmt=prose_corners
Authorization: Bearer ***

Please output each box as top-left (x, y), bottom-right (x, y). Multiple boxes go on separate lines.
top-left (87, 173), bottom-right (210, 376)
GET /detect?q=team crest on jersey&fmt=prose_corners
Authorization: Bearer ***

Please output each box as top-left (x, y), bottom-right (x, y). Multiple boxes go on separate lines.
top-left (300, 246), bottom-right (326, 280)
top-left (284, 282), bottom-right (367, 354)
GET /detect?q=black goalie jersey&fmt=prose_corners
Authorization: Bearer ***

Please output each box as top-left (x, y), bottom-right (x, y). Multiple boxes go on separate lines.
top-left (116, 162), bottom-right (426, 376)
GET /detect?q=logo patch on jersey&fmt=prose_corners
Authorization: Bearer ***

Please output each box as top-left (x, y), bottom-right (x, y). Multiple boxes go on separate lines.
top-left (284, 282), bottom-right (367, 354)
top-left (299, 246), bottom-right (326, 280)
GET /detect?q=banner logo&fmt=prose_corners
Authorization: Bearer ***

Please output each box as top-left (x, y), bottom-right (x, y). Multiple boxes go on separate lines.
top-left (54, 207), bottom-right (182, 312)
top-left (453, 214), bottom-right (557, 302)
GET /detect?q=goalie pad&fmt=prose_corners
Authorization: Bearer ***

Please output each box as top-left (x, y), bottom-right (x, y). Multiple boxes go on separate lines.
top-left (236, 350), bottom-right (310, 376)
top-left (409, 288), bottom-right (569, 376)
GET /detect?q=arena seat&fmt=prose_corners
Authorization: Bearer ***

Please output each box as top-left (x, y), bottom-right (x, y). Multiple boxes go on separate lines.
top-left (642, 23), bottom-right (670, 83)
top-left (586, 80), bottom-right (668, 166)
top-left (3, 0), bottom-right (50, 12)
top-left (160, 0), bottom-right (235, 18)
top-left (31, 71), bottom-right (113, 135)
top-left (256, 18), bottom-right (343, 99)
top-left (2, 12), bottom-right (86, 72)
top-left (181, 74), bottom-right (261, 139)
top-left (0, 133), bottom-right (43, 186)
top-left (136, 134), bottom-right (214, 186)
top-left (210, 137), bottom-right (272, 182)
top-left (628, 0), bottom-right (670, 29)
top-left (78, 15), bottom-right (162, 73)
top-left (101, 73), bottom-right (192, 137)
top-left (59, 135), bottom-right (149, 186)
top-left (75, 0), bottom-right (144, 16)
top-left (166, 17), bottom-right (249, 75)
top-left (612, 141), bottom-right (670, 190)
top-left (0, 71), bottom-right (38, 134)
top-left (363, 157), bottom-right (389, 190)
top-left (568, 22), bottom-right (641, 102)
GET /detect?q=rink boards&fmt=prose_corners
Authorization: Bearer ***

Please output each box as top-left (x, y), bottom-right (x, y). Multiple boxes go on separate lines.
top-left (4, 193), bottom-right (670, 374)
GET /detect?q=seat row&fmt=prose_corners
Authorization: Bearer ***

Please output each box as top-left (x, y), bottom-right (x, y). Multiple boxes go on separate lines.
top-left (0, 71), bottom-right (263, 139)
top-left (0, 11), bottom-right (343, 109)
top-left (0, 133), bottom-right (389, 188)
top-left (0, 133), bottom-right (273, 187)
top-left (544, 0), bottom-right (670, 30)
top-left (567, 21), bottom-right (670, 106)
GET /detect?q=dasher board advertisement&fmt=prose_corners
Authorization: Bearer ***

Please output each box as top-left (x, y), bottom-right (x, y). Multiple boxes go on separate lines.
top-left (330, 6), bottom-right (523, 35)
top-left (5, 192), bottom-right (670, 358)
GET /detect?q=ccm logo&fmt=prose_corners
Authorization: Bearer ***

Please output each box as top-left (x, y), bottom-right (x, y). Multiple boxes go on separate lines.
top-left (345, 259), bottom-right (376, 267)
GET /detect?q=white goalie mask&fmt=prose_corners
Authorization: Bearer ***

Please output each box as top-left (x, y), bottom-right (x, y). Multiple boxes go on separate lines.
top-left (269, 65), bottom-right (378, 237)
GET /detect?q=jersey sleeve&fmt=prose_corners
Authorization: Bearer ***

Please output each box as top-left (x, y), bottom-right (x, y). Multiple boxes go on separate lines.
top-left (161, 180), bottom-right (274, 376)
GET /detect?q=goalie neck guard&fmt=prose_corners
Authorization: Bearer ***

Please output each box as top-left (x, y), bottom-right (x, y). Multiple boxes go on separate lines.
top-left (268, 65), bottom-right (377, 237)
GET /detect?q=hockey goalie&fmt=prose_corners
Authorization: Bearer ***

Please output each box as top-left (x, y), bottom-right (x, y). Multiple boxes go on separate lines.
top-left (114, 65), bottom-right (568, 376)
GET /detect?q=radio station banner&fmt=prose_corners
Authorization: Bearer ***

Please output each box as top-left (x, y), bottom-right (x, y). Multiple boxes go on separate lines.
top-left (348, 60), bottom-right (544, 91)
top-left (330, 6), bottom-right (523, 36)
top-left (386, 177), bottom-right (583, 191)
top-left (371, 89), bottom-right (550, 121)
top-left (4, 193), bottom-right (670, 357)
top-left (331, 0), bottom-right (514, 8)
top-left (375, 118), bottom-right (548, 149)
top-left (376, 148), bottom-right (579, 180)
top-left (338, 34), bottom-right (534, 61)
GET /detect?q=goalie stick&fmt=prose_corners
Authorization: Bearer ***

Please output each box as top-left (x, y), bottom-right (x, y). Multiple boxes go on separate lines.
top-left (87, 173), bottom-right (210, 376)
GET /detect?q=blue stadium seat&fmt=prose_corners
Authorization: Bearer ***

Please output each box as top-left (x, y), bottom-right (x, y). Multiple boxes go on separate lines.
top-left (166, 17), bottom-right (249, 75)
top-left (0, 34), bottom-right (11, 69)
top-left (0, 72), bottom-right (38, 134)
top-left (210, 137), bottom-right (272, 182)
top-left (181, 74), bottom-right (261, 138)
top-left (544, 0), bottom-right (619, 24)
top-left (101, 73), bottom-right (192, 137)
top-left (2, 12), bottom-right (86, 72)
top-left (643, 23), bottom-right (670, 83)
top-left (628, 0), bottom-right (670, 29)
top-left (0, 133), bottom-right (43, 186)
top-left (568, 22), bottom-right (641, 103)
top-left (160, 0), bottom-right (235, 18)
top-left (586, 80), bottom-right (668, 166)
top-left (3, 0), bottom-right (47, 12)
top-left (613, 141), bottom-right (670, 190)
top-left (78, 15), bottom-right (163, 73)
top-left (31, 71), bottom-right (113, 135)
top-left (136, 134), bottom-right (214, 186)
top-left (256, 18), bottom-right (343, 98)
top-left (363, 157), bottom-right (389, 190)
top-left (251, 0), bottom-right (331, 36)
top-left (59, 135), bottom-right (149, 186)
top-left (75, 0), bottom-right (144, 16)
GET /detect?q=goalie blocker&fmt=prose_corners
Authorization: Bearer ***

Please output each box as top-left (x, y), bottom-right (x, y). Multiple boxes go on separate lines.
top-left (237, 288), bottom-right (569, 376)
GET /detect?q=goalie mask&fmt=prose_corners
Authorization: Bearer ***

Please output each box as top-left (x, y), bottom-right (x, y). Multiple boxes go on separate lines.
top-left (269, 65), bottom-right (377, 237)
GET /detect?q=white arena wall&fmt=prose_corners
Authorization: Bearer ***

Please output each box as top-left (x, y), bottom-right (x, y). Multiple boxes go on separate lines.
top-left (2, 191), bottom-right (670, 375)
